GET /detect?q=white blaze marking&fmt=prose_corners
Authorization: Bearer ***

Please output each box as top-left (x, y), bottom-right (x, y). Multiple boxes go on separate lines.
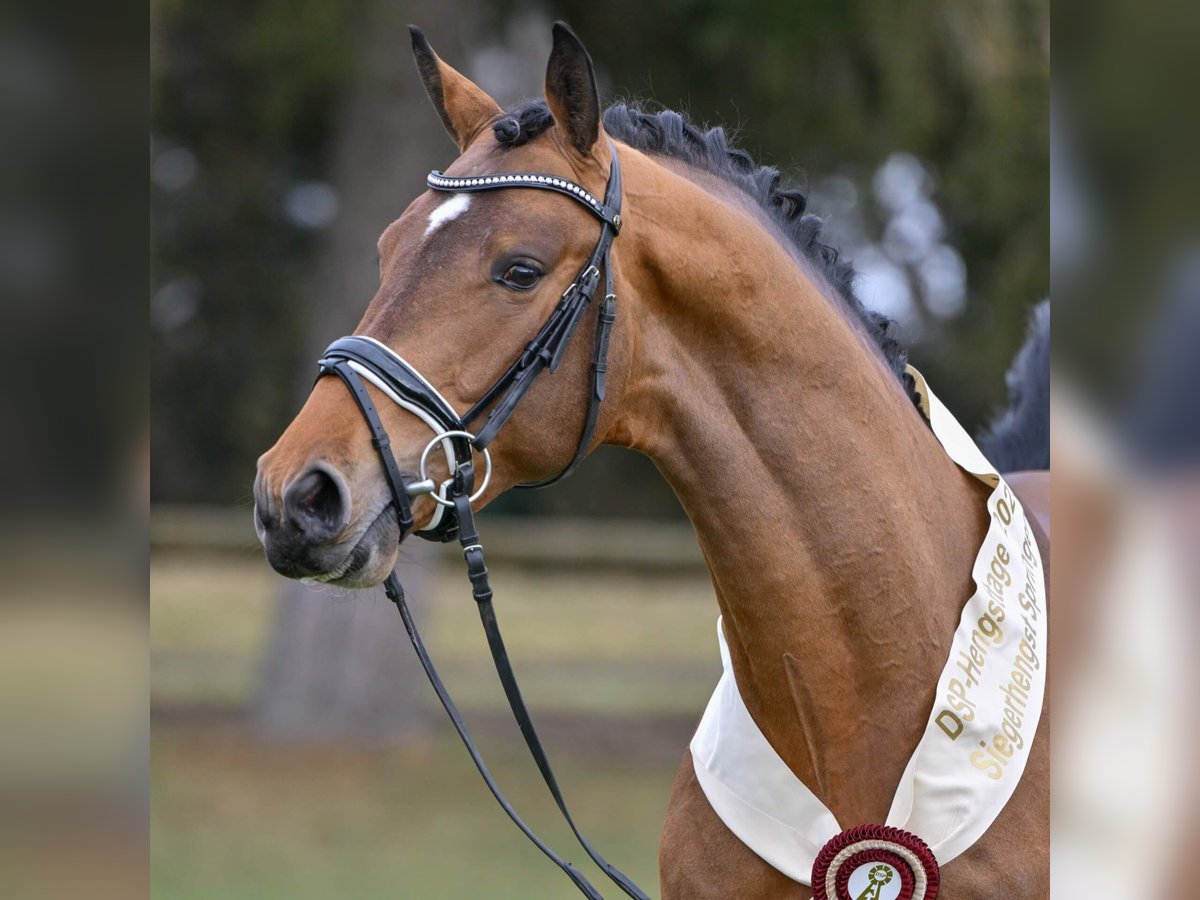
top-left (424, 194), bottom-right (471, 235)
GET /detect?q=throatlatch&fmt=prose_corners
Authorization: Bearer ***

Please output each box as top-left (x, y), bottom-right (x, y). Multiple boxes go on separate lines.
top-left (317, 146), bottom-right (649, 900)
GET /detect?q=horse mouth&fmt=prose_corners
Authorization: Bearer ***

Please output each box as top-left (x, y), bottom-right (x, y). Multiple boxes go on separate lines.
top-left (302, 502), bottom-right (400, 587)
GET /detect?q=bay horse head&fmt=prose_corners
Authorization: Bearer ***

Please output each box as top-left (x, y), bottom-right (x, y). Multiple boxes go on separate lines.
top-left (254, 24), bottom-right (631, 586)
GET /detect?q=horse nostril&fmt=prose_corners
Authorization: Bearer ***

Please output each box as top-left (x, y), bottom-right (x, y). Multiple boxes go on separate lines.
top-left (283, 467), bottom-right (348, 536)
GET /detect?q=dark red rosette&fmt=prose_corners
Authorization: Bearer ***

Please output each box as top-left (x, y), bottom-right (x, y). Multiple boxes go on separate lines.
top-left (811, 825), bottom-right (940, 900)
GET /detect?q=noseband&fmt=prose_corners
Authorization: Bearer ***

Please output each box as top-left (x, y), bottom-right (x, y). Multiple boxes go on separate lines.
top-left (314, 146), bottom-right (649, 900)
top-left (318, 143), bottom-right (622, 541)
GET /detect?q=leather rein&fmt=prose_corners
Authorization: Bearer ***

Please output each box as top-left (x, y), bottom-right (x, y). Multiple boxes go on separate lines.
top-left (315, 145), bottom-right (649, 900)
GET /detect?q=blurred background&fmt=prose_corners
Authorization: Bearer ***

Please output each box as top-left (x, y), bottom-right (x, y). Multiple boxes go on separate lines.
top-left (6, 0), bottom-right (1200, 895)
top-left (148, 1), bottom-right (1049, 897)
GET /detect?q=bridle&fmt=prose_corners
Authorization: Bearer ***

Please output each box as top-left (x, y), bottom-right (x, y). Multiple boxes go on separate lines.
top-left (315, 144), bottom-right (649, 900)
top-left (319, 143), bottom-right (622, 541)
top-left (317, 144), bottom-right (639, 900)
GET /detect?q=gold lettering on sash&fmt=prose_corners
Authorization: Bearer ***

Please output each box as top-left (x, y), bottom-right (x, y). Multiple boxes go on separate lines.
top-left (934, 484), bottom-right (1044, 784)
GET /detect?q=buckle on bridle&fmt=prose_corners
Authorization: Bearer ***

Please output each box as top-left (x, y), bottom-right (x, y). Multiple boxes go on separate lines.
top-left (577, 264), bottom-right (601, 293)
top-left (415, 429), bottom-right (492, 507)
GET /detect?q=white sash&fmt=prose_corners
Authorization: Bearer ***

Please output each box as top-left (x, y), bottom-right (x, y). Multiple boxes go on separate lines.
top-left (690, 366), bottom-right (1047, 885)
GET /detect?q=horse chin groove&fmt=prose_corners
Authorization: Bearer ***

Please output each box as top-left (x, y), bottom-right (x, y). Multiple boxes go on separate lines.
top-left (320, 549), bottom-right (396, 589)
top-left (346, 505), bottom-right (403, 586)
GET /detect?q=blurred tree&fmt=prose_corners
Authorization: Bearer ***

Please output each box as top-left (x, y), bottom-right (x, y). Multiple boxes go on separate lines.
top-left (151, 0), bottom-right (360, 503)
top-left (251, 0), bottom-right (493, 744)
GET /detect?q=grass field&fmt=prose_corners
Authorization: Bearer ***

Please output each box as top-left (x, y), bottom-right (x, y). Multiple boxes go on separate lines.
top-left (151, 546), bottom-right (720, 898)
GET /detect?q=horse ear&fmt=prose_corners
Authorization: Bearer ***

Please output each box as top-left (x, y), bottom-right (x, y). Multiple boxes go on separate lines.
top-left (409, 26), bottom-right (503, 152)
top-left (545, 22), bottom-right (601, 156)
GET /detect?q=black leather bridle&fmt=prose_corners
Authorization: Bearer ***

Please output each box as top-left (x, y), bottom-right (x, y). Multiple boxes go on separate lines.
top-left (315, 145), bottom-right (649, 900)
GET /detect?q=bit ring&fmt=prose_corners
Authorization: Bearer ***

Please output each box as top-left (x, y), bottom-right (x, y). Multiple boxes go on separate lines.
top-left (417, 430), bottom-right (492, 507)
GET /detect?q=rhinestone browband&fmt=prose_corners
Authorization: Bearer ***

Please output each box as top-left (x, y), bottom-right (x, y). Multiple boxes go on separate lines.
top-left (427, 170), bottom-right (622, 231)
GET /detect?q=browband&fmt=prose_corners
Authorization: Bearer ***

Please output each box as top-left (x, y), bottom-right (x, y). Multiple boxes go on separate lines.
top-left (426, 170), bottom-right (622, 231)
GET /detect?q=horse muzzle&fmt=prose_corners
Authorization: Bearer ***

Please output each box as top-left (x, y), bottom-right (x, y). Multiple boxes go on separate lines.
top-left (253, 459), bottom-right (407, 586)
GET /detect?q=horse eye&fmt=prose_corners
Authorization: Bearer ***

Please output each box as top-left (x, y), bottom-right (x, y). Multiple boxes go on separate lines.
top-left (499, 263), bottom-right (543, 291)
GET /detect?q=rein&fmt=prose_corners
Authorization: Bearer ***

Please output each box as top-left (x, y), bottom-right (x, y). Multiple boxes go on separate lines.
top-left (317, 145), bottom-right (650, 900)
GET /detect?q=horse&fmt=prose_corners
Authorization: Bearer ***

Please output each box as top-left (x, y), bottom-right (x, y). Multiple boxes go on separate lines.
top-left (253, 23), bottom-right (1050, 899)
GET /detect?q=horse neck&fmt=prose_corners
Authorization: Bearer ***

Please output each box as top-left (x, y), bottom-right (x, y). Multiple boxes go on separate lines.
top-left (610, 154), bottom-right (989, 825)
